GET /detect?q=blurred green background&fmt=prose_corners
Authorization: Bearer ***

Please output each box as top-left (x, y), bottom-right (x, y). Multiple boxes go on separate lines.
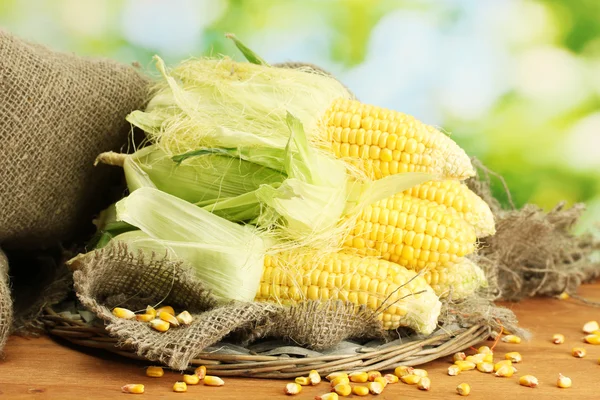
top-left (1, 0), bottom-right (599, 231)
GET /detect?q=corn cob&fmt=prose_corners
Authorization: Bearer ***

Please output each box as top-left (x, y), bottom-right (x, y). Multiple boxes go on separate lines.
top-left (344, 193), bottom-right (477, 271)
top-left (323, 99), bottom-right (474, 180)
top-left (422, 258), bottom-right (487, 299)
top-left (255, 251), bottom-right (441, 334)
top-left (403, 180), bottom-right (495, 237)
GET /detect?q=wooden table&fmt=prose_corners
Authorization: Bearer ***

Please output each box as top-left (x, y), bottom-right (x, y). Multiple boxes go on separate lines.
top-left (1, 282), bottom-right (599, 399)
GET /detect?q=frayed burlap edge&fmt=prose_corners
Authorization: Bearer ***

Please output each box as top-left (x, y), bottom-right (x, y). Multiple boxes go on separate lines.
top-left (0, 248), bottom-right (12, 355)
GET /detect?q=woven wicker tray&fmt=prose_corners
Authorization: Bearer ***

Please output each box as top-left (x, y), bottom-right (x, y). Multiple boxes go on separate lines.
top-left (41, 306), bottom-right (489, 378)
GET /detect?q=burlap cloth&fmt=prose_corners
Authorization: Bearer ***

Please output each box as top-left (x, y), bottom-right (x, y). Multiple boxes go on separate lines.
top-left (0, 249), bottom-right (11, 354)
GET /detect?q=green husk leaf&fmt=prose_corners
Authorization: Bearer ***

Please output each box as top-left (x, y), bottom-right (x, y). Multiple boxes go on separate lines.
top-left (225, 33), bottom-right (270, 66)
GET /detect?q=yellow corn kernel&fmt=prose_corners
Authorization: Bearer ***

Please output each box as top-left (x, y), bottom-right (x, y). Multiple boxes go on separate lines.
top-left (135, 313), bottom-right (154, 322)
top-left (454, 360), bottom-right (476, 371)
top-left (557, 373), bottom-right (572, 388)
top-left (352, 385), bottom-right (369, 396)
top-left (417, 376), bottom-right (431, 391)
top-left (204, 376), bottom-right (224, 387)
top-left (158, 311), bottom-right (180, 327)
top-left (583, 320), bottom-right (599, 334)
top-left (453, 352), bottom-right (466, 362)
top-left (329, 376), bottom-right (350, 388)
top-left (156, 306), bottom-right (175, 316)
top-left (558, 292), bottom-right (570, 300)
top-left (284, 382), bottom-right (302, 395)
top-left (501, 334), bottom-right (521, 344)
top-left (146, 305), bottom-right (157, 318)
top-left (183, 374), bottom-right (200, 385)
top-left (326, 372), bottom-right (348, 382)
top-left (400, 374), bottom-right (421, 385)
top-left (194, 365), bottom-right (206, 380)
top-left (333, 383), bottom-right (352, 396)
top-left (349, 371), bottom-right (368, 383)
top-left (465, 354), bottom-right (485, 364)
top-left (295, 377), bottom-right (311, 386)
top-left (456, 383), bottom-right (471, 396)
top-left (552, 334), bottom-right (565, 344)
top-left (494, 360), bottom-right (512, 372)
top-left (172, 382), bottom-right (187, 393)
top-left (411, 368), bottom-right (428, 377)
top-left (476, 362), bottom-right (494, 373)
top-left (505, 352), bottom-right (522, 363)
top-left (572, 347), bottom-right (586, 358)
top-left (584, 334), bottom-right (600, 344)
top-left (367, 371), bottom-right (382, 381)
top-left (176, 311), bottom-right (193, 325)
top-left (477, 346), bottom-right (492, 354)
top-left (383, 374), bottom-right (399, 384)
top-left (121, 384), bottom-right (144, 394)
top-left (308, 370), bottom-right (321, 385)
top-left (367, 381), bottom-right (385, 394)
top-left (394, 366), bottom-right (414, 377)
top-left (494, 365), bottom-right (514, 377)
top-left (149, 318), bottom-right (169, 332)
top-left (374, 377), bottom-right (388, 388)
top-left (112, 307), bottom-right (135, 320)
top-left (448, 365), bottom-right (461, 376)
top-left (145, 366), bottom-right (164, 378)
top-left (483, 353), bottom-right (494, 363)
top-left (315, 393), bottom-right (339, 400)
top-left (519, 375), bottom-right (539, 388)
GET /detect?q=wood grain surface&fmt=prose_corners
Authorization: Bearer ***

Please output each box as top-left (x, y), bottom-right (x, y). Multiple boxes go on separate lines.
top-left (1, 282), bottom-right (599, 399)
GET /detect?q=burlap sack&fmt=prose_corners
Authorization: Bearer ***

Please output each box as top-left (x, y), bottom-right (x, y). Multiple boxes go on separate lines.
top-left (0, 30), bottom-right (149, 248)
top-left (72, 245), bottom-right (384, 370)
top-left (0, 249), bottom-right (12, 354)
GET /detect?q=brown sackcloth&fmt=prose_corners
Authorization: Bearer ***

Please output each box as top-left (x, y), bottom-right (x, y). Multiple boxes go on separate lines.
top-left (0, 249), bottom-right (12, 354)
top-left (0, 29), bottom-right (149, 248)
top-left (72, 244), bottom-right (384, 370)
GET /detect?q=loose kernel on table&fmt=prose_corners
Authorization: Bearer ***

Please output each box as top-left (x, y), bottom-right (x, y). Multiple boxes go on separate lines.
top-left (465, 354), bottom-right (485, 364)
top-left (326, 372), bottom-right (348, 382)
top-left (173, 382), bottom-right (187, 393)
top-left (295, 376), bottom-right (311, 386)
top-left (501, 335), bottom-right (521, 344)
top-left (494, 365), bottom-right (514, 378)
top-left (583, 320), bottom-right (599, 334)
top-left (453, 352), bottom-right (466, 362)
top-left (456, 383), bottom-right (471, 396)
top-left (552, 334), bottom-right (565, 344)
top-left (121, 384), bottom-right (144, 394)
top-left (394, 366), bottom-right (414, 377)
top-left (400, 374), bottom-right (421, 385)
top-left (558, 292), bottom-right (570, 300)
top-left (454, 361), bottom-right (476, 371)
top-left (367, 371), bottom-right (382, 381)
top-left (284, 382), bottom-right (302, 395)
top-left (383, 374), bottom-right (399, 384)
top-left (183, 374), bottom-right (200, 385)
top-left (112, 307), bottom-right (135, 320)
top-left (505, 352), bottom-right (522, 363)
top-left (519, 375), bottom-right (539, 388)
top-left (176, 311), bottom-right (193, 325)
top-left (329, 376), bottom-right (349, 388)
top-left (194, 365), bottom-right (206, 379)
top-left (483, 353), bottom-right (494, 363)
top-left (349, 371), bottom-right (368, 383)
top-left (494, 360), bottom-right (512, 372)
top-left (309, 370), bottom-right (321, 385)
top-left (333, 383), bottom-right (352, 397)
top-left (352, 386), bottom-right (369, 396)
top-left (315, 393), bottom-right (339, 400)
top-left (584, 334), bottom-right (600, 345)
top-left (367, 381), bottom-right (385, 394)
top-left (476, 362), bottom-right (494, 373)
top-left (204, 376), bottom-right (225, 387)
top-left (572, 347), bottom-right (586, 358)
top-left (477, 346), bottom-right (492, 354)
top-left (557, 373), bottom-right (572, 388)
top-left (448, 365), bottom-right (461, 376)
top-left (417, 376), bottom-right (431, 391)
top-left (146, 366), bottom-right (164, 378)
top-left (412, 369), bottom-right (428, 377)
top-left (374, 377), bottom-right (388, 388)
top-left (149, 318), bottom-right (170, 332)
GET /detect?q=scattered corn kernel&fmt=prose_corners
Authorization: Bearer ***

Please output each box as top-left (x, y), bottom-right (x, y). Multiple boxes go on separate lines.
top-left (412, 369), bottom-right (428, 377)
top-left (448, 365), bottom-right (461, 376)
top-left (145, 366), bottom-right (164, 378)
top-left (476, 362), bottom-right (494, 373)
top-left (456, 383), bottom-right (471, 396)
top-left (494, 360), bottom-right (512, 372)
top-left (146, 305), bottom-right (157, 318)
top-left (501, 335), bottom-right (521, 344)
top-left (315, 393), bottom-right (339, 400)
top-left (495, 365), bottom-right (514, 377)
top-left (156, 306), bottom-right (175, 316)
top-left (176, 311), bottom-right (193, 325)
top-left (583, 320), bottom-right (599, 334)
top-left (400, 374), bottom-right (421, 385)
top-left (394, 366), bottom-right (414, 377)
top-left (183, 374), bottom-right (200, 385)
top-left (326, 372), bottom-right (348, 382)
top-left (204, 376), bottom-right (224, 387)
top-left (584, 334), bottom-right (600, 345)
top-left (352, 386), bottom-right (369, 396)
top-left (383, 374), bottom-right (398, 384)
top-left (121, 384), bottom-right (144, 394)
top-left (572, 347), bottom-right (586, 358)
top-left (465, 354), bottom-right (485, 364)
top-left (552, 334), bottom-right (565, 344)
top-left (112, 307), bottom-right (135, 320)
top-left (149, 318), bottom-right (169, 332)
top-left (158, 311), bottom-right (179, 326)
top-left (367, 381), bottom-right (384, 395)
top-left (557, 373), bottom-right (572, 388)
top-left (194, 365), bottom-right (206, 379)
top-left (483, 353), bottom-right (494, 363)
top-left (374, 377), bottom-right (388, 388)
top-left (284, 382), bottom-right (302, 395)
top-left (505, 352), bottom-right (522, 363)
top-left (349, 371), bottom-right (368, 383)
top-left (173, 382), bottom-right (187, 393)
top-left (135, 313), bottom-right (154, 322)
top-left (333, 383), bottom-right (352, 397)
top-left (329, 376), bottom-right (350, 388)
top-left (558, 292), bottom-right (570, 300)
top-left (477, 346), bottom-right (492, 354)
top-left (417, 376), bottom-right (431, 391)
top-left (295, 377), bottom-right (311, 386)
top-left (453, 352), bottom-right (466, 362)
top-left (454, 361), bottom-right (476, 371)
top-left (309, 370), bottom-right (321, 385)
top-left (519, 375), bottom-right (539, 388)
top-left (367, 371), bottom-right (382, 381)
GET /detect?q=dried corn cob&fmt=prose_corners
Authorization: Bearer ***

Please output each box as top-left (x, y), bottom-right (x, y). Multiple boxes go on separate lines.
top-left (422, 258), bottom-right (486, 299)
top-left (255, 251), bottom-right (441, 334)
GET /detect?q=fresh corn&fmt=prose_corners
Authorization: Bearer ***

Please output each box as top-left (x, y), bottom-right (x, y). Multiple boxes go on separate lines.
top-left (557, 373), bottom-right (572, 388)
top-left (204, 376), bottom-right (225, 386)
top-left (284, 383), bottom-right (302, 395)
top-left (256, 251), bottom-right (442, 334)
top-left (352, 386), bottom-right (369, 396)
top-left (344, 194), bottom-right (477, 271)
top-left (403, 180), bottom-right (495, 237)
top-left (146, 366), bottom-right (164, 378)
top-left (519, 375), bottom-right (539, 388)
top-left (112, 307), bottom-right (135, 320)
top-left (423, 258), bottom-right (486, 299)
top-left (121, 384), bottom-right (144, 394)
top-left (456, 383), bottom-right (471, 396)
top-left (183, 374), bottom-right (200, 385)
top-left (349, 372), bottom-right (368, 383)
top-left (172, 382), bottom-right (187, 393)
top-left (367, 381), bottom-right (385, 394)
top-left (333, 383), bottom-right (352, 396)
top-left (324, 99), bottom-right (475, 180)
top-left (417, 377), bottom-right (431, 391)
